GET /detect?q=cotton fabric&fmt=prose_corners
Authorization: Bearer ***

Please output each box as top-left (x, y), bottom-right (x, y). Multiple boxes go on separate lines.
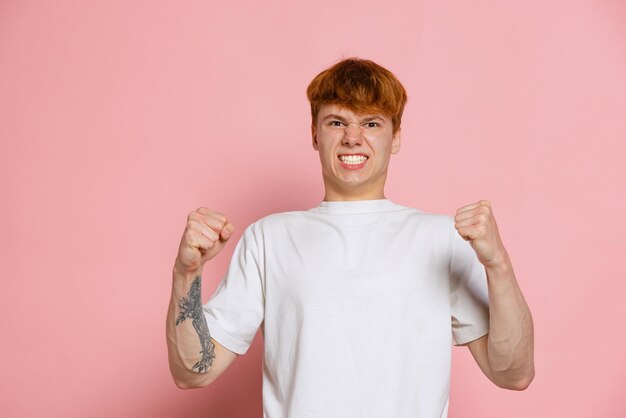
top-left (204, 198), bottom-right (490, 418)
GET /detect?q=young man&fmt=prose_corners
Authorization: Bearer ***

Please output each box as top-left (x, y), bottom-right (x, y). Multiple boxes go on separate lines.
top-left (166, 58), bottom-right (535, 418)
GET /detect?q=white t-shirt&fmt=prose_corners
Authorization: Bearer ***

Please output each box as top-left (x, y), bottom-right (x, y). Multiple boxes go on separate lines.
top-left (204, 198), bottom-right (490, 418)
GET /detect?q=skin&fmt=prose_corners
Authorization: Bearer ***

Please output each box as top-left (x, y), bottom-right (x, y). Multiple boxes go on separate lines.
top-left (454, 200), bottom-right (535, 390)
top-left (166, 209), bottom-right (239, 389)
top-left (311, 104), bottom-right (401, 201)
top-left (312, 103), bottom-right (535, 390)
top-left (168, 102), bottom-right (535, 392)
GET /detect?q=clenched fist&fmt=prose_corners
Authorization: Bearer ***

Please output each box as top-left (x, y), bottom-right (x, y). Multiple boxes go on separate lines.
top-left (174, 207), bottom-right (235, 275)
top-left (454, 199), bottom-right (508, 270)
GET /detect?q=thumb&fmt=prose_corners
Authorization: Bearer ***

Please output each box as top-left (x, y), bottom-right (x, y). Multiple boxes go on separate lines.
top-left (219, 222), bottom-right (235, 241)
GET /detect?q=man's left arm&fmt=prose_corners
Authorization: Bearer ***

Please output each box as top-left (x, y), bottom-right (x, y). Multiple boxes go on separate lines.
top-left (454, 200), bottom-right (535, 391)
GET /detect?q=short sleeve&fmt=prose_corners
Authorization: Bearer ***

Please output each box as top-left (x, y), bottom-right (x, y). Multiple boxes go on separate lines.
top-left (449, 219), bottom-right (490, 346)
top-left (203, 223), bottom-right (265, 355)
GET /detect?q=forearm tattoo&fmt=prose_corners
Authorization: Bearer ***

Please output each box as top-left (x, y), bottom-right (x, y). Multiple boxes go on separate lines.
top-left (175, 276), bottom-right (216, 373)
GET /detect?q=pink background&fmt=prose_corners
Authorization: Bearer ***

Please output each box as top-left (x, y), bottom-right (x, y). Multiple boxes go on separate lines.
top-left (2, 0), bottom-right (625, 417)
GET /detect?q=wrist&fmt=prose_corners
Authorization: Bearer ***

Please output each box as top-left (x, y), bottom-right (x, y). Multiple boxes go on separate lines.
top-left (484, 251), bottom-right (512, 275)
top-left (172, 262), bottom-right (202, 282)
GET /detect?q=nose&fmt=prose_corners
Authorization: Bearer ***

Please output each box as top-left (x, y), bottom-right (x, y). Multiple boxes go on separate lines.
top-left (342, 122), bottom-right (363, 146)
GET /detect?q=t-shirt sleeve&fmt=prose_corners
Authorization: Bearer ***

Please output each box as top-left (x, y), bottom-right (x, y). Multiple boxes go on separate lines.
top-left (448, 218), bottom-right (490, 346)
top-left (203, 223), bottom-right (265, 355)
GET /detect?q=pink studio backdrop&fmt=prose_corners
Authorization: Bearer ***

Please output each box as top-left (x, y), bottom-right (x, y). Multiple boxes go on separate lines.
top-left (1, 1), bottom-right (625, 417)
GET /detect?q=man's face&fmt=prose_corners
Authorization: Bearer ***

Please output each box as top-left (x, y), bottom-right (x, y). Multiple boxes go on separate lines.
top-left (312, 103), bottom-right (401, 200)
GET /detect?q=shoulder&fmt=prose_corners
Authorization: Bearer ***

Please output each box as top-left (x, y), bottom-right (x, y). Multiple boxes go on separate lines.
top-left (393, 203), bottom-right (454, 231)
top-left (244, 204), bottom-right (455, 233)
top-left (244, 209), bottom-right (312, 235)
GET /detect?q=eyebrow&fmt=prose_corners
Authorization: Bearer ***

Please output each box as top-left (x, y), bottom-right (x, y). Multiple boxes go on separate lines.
top-left (321, 113), bottom-right (386, 123)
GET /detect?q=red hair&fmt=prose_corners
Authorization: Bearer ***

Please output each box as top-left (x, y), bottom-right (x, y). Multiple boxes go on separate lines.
top-left (306, 58), bottom-right (408, 133)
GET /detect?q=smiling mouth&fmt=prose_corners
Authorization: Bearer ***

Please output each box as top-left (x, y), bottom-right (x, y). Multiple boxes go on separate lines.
top-left (338, 154), bottom-right (369, 165)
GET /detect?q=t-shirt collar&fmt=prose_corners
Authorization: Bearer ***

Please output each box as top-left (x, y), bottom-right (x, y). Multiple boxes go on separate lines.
top-left (309, 198), bottom-right (401, 214)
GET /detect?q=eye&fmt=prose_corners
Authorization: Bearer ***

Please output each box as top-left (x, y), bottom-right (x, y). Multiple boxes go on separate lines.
top-left (364, 122), bottom-right (381, 128)
top-left (328, 120), bottom-right (344, 127)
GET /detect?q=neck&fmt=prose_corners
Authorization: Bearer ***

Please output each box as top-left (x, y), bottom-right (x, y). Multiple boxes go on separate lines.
top-left (322, 188), bottom-right (385, 202)
top-left (322, 173), bottom-right (387, 202)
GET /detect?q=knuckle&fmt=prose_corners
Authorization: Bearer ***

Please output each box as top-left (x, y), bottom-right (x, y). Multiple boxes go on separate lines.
top-left (210, 211), bottom-right (227, 222)
top-left (184, 230), bottom-right (196, 243)
top-left (186, 234), bottom-right (196, 246)
top-left (197, 207), bottom-right (211, 213)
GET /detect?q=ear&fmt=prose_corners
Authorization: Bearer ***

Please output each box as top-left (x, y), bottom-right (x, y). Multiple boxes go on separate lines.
top-left (391, 128), bottom-right (401, 154)
top-left (311, 123), bottom-right (318, 151)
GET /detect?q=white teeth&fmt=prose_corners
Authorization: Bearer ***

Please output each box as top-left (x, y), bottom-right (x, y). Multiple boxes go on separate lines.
top-left (339, 155), bottom-right (368, 165)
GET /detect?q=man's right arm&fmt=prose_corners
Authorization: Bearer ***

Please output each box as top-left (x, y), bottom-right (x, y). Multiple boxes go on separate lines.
top-left (165, 208), bottom-right (238, 389)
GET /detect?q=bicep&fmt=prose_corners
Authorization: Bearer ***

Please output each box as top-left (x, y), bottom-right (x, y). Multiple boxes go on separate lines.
top-left (202, 338), bottom-right (239, 385)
